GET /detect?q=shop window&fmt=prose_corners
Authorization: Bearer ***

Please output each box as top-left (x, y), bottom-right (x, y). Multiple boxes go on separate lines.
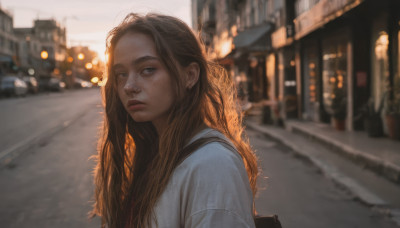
top-left (322, 36), bottom-right (348, 118)
top-left (373, 31), bottom-right (389, 109)
top-left (393, 28), bottom-right (400, 114)
top-left (302, 44), bottom-right (319, 121)
top-left (371, 13), bottom-right (389, 111)
top-left (397, 29), bottom-right (400, 102)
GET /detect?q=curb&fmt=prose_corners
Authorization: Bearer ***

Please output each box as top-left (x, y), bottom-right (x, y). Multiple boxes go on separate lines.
top-left (245, 120), bottom-right (388, 206)
top-left (287, 123), bottom-right (400, 184)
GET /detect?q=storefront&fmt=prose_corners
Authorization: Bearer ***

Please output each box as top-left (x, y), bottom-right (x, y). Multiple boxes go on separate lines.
top-left (247, 55), bottom-right (267, 102)
top-left (293, 0), bottom-right (400, 134)
top-left (301, 38), bottom-right (321, 122)
top-left (394, 8), bottom-right (400, 121)
top-left (368, 0), bottom-right (400, 139)
top-left (371, 12), bottom-right (390, 133)
top-left (321, 29), bottom-right (351, 130)
top-left (271, 25), bottom-right (296, 120)
top-left (232, 23), bottom-right (272, 103)
top-left (281, 47), bottom-right (297, 119)
top-left (294, 0), bottom-right (363, 130)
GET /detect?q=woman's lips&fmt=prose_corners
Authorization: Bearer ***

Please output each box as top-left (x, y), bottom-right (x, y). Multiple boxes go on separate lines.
top-left (127, 100), bottom-right (145, 111)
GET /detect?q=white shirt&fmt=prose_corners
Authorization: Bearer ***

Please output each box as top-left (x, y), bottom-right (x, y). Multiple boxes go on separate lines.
top-left (152, 128), bottom-right (255, 228)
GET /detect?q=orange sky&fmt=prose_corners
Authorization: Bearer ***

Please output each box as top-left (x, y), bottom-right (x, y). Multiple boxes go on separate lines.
top-left (2, 0), bottom-right (192, 61)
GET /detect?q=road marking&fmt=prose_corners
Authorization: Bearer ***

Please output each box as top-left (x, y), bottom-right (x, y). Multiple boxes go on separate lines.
top-left (0, 107), bottom-right (92, 163)
top-left (0, 127), bottom-right (47, 161)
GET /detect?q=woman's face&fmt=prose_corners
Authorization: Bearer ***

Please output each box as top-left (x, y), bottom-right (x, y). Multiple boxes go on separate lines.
top-left (113, 32), bottom-right (175, 132)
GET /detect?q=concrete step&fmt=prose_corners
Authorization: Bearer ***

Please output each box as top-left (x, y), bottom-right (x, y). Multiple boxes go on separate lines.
top-left (286, 121), bottom-right (400, 185)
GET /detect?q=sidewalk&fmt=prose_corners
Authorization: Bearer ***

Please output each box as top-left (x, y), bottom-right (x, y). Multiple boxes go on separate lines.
top-left (245, 107), bottom-right (400, 226)
top-left (286, 120), bottom-right (400, 183)
top-left (245, 107), bottom-right (400, 185)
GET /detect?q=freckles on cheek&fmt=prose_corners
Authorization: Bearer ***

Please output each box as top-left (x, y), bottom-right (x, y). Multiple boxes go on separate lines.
top-left (116, 81), bottom-right (124, 94)
top-left (116, 84), bottom-right (125, 104)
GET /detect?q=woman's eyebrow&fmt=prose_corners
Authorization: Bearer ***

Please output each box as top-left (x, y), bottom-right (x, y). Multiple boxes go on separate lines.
top-left (131, 56), bottom-right (159, 66)
top-left (112, 55), bottom-right (159, 71)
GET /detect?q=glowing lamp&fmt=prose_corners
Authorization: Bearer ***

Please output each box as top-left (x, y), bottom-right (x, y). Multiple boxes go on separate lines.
top-left (41, 50), bottom-right (49, 60)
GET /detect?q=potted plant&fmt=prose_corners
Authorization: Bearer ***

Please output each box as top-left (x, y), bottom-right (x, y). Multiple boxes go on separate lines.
top-left (360, 98), bottom-right (384, 137)
top-left (385, 92), bottom-right (400, 140)
top-left (331, 87), bottom-right (347, 131)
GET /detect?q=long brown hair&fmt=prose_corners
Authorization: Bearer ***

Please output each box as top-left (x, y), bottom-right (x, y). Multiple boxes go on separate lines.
top-left (92, 13), bottom-right (258, 228)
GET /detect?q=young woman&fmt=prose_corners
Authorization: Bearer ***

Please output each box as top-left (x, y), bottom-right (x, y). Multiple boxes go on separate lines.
top-left (92, 13), bottom-right (258, 228)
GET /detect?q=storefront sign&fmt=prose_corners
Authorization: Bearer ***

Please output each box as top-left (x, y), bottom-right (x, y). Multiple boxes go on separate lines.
top-left (294, 0), bottom-right (363, 40)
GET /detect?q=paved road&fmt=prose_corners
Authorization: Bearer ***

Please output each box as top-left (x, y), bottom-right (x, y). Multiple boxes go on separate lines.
top-left (0, 89), bottom-right (398, 227)
top-left (0, 89), bottom-right (101, 162)
top-left (0, 89), bottom-right (101, 228)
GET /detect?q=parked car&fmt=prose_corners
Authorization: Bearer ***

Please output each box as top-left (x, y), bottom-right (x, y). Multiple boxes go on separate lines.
top-left (0, 76), bottom-right (28, 97)
top-left (48, 77), bottom-right (66, 92)
top-left (38, 77), bottom-right (51, 92)
top-left (22, 76), bottom-right (38, 94)
top-left (81, 80), bottom-right (93, 88)
top-left (38, 77), bottom-right (66, 92)
top-left (74, 78), bottom-right (93, 89)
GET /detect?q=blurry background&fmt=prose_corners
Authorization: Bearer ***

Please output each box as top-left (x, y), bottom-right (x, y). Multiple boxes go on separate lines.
top-left (0, 0), bottom-right (400, 227)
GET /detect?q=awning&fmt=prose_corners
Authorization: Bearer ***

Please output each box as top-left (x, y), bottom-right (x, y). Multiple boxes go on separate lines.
top-left (0, 55), bottom-right (13, 63)
top-left (233, 23), bottom-right (273, 50)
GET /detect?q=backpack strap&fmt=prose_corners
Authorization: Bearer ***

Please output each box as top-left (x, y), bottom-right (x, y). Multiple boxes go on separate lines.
top-left (177, 135), bottom-right (237, 166)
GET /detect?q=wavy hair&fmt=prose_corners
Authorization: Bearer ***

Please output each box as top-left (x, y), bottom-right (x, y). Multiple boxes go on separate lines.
top-left (92, 13), bottom-right (258, 228)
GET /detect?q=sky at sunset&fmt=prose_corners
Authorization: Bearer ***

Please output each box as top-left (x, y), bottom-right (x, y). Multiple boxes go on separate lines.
top-left (1, 0), bottom-right (192, 60)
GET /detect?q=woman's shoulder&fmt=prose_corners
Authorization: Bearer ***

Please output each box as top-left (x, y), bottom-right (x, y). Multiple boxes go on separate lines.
top-left (155, 131), bottom-right (255, 228)
top-left (172, 128), bottom-right (250, 192)
top-left (181, 128), bottom-right (243, 171)
top-left (175, 129), bottom-right (255, 226)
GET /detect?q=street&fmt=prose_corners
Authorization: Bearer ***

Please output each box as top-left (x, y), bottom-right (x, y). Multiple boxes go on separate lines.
top-left (0, 89), bottom-right (102, 228)
top-left (0, 89), bottom-right (398, 227)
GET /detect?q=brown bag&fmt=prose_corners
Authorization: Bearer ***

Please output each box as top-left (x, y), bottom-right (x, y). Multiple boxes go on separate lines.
top-left (254, 215), bottom-right (282, 228)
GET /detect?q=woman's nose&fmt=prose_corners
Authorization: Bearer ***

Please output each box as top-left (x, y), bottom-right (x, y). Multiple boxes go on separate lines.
top-left (124, 74), bottom-right (141, 94)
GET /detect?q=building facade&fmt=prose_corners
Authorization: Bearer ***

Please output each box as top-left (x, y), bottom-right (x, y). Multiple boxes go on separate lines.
top-left (13, 19), bottom-right (67, 79)
top-left (0, 7), bottom-right (17, 75)
top-left (193, 0), bottom-right (400, 139)
top-left (293, 0), bottom-right (400, 135)
top-left (14, 28), bottom-right (43, 76)
top-left (33, 19), bottom-right (67, 77)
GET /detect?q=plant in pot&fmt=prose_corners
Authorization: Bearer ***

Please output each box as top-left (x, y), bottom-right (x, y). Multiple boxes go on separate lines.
top-left (385, 92), bottom-right (400, 140)
top-left (360, 98), bottom-right (384, 137)
top-left (331, 87), bottom-right (347, 131)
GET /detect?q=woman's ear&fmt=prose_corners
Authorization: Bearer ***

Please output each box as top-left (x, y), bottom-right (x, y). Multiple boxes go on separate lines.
top-left (185, 62), bottom-right (200, 89)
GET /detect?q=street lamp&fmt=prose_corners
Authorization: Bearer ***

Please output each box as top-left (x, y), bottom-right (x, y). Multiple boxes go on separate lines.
top-left (78, 53), bottom-right (85, 60)
top-left (40, 50), bottom-right (49, 76)
top-left (91, 77), bottom-right (99, 84)
top-left (41, 50), bottom-right (48, 60)
top-left (85, 63), bottom-right (93, 70)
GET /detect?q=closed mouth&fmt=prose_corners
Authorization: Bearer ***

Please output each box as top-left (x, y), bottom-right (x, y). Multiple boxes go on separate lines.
top-left (127, 100), bottom-right (145, 110)
top-left (128, 100), bottom-right (144, 106)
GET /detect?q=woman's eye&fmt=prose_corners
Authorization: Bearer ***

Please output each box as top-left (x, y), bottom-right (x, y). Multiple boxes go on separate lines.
top-left (115, 72), bottom-right (127, 78)
top-left (141, 67), bottom-right (156, 75)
